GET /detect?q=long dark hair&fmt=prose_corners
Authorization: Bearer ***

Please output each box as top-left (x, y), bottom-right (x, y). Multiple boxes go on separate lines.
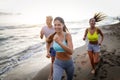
top-left (93, 12), bottom-right (106, 22)
top-left (54, 17), bottom-right (69, 32)
top-left (46, 17), bottom-right (69, 43)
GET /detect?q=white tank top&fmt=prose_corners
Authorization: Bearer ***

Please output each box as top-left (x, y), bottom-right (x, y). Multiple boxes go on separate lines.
top-left (42, 26), bottom-right (55, 47)
top-left (42, 26), bottom-right (55, 38)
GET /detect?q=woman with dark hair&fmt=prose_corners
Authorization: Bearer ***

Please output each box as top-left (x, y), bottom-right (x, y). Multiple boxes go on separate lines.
top-left (46, 17), bottom-right (74, 80)
top-left (83, 12), bottom-right (105, 74)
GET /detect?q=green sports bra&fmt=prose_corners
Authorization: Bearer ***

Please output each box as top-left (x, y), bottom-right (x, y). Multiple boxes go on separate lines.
top-left (87, 28), bottom-right (99, 41)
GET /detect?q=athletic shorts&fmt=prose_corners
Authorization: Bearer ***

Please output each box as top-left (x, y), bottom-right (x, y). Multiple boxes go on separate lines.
top-left (49, 47), bottom-right (56, 57)
top-left (87, 43), bottom-right (100, 53)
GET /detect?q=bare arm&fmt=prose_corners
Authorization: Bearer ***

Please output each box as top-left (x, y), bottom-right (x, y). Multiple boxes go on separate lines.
top-left (40, 28), bottom-right (44, 39)
top-left (54, 33), bottom-right (73, 55)
top-left (98, 28), bottom-right (104, 45)
top-left (46, 42), bottom-right (51, 58)
top-left (83, 28), bottom-right (88, 40)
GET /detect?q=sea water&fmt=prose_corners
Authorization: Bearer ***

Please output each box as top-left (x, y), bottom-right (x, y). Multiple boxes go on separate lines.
top-left (0, 17), bottom-right (119, 79)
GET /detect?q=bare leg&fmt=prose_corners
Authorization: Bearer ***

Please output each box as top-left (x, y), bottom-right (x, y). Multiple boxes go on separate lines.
top-left (88, 51), bottom-right (95, 74)
top-left (48, 56), bottom-right (55, 80)
top-left (93, 52), bottom-right (99, 64)
top-left (88, 51), bottom-right (95, 69)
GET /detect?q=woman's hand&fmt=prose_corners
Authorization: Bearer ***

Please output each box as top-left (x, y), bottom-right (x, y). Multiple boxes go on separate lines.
top-left (98, 42), bottom-right (101, 46)
top-left (83, 37), bottom-right (86, 41)
top-left (46, 52), bottom-right (50, 58)
top-left (53, 34), bottom-right (61, 44)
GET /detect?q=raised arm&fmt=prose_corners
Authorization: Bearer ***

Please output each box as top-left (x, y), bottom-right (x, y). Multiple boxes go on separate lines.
top-left (54, 33), bottom-right (73, 55)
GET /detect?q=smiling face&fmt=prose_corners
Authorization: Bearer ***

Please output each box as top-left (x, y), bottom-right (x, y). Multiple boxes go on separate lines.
top-left (89, 18), bottom-right (96, 28)
top-left (54, 20), bottom-right (64, 33)
top-left (46, 16), bottom-right (53, 27)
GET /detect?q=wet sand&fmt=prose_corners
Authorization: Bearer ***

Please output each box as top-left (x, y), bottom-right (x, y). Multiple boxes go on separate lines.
top-left (3, 22), bottom-right (120, 80)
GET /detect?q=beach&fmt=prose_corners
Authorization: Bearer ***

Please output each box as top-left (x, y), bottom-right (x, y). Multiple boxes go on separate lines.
top-left (2, 22), bottom-right (120, 80)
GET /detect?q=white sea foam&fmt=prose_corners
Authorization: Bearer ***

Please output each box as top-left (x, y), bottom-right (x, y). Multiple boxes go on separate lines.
top-left (0, 17), bottom-right (119, 77)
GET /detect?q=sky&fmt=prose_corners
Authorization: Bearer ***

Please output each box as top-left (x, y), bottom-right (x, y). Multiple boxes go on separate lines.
top-left (0, 0), bottom-right (120, 24)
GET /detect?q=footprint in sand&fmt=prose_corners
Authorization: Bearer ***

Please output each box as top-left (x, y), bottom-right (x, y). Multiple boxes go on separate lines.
top-left (81, 60), bottom-right (87, 65)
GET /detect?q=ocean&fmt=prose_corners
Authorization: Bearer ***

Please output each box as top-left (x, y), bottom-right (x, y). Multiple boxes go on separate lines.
top-left (0, 16), bottom-right (119, 79)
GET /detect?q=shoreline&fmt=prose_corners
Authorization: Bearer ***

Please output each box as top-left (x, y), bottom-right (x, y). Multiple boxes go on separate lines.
top-left (2, 22), bottom-right (120, 80)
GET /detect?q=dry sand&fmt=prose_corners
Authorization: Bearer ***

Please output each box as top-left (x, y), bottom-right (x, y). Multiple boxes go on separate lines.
top-left (2, 22), bottom-right (120, 80)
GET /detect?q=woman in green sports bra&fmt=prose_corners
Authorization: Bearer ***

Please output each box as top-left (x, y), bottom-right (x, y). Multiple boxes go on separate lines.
top-left (83, 12), bottom-right (105, 74)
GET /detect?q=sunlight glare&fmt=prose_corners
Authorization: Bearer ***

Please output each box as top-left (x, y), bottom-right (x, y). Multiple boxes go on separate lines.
top-left (15, 14), bottom-right (45, 25)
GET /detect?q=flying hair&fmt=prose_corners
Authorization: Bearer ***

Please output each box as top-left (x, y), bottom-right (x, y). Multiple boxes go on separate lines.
top-left (93, 12), bottom-right (106, 22)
